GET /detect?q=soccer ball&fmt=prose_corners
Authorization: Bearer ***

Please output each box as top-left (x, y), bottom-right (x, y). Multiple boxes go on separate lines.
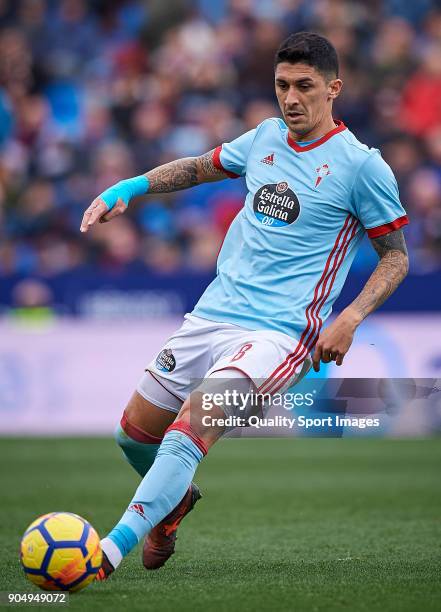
top-left (20, 512), bottom-right (102, 592)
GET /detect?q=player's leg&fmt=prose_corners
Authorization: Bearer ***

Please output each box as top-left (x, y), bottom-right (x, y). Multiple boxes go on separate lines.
top-left (99, 316), bottom-right (220, 577)
top-left (99, 369), bottom-right (251, 577)
top-left (111, 371), bottom-right (203, 570)
top-left (109, 329), bottom-right (312, 566)
top-left (99, 323), bottom-right (308, 577)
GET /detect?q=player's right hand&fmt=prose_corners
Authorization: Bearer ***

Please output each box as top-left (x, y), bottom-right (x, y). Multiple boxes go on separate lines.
top-left (80, 195), bottom-right (126, 233)
top-left (80, 175), bottom-right (149, 233)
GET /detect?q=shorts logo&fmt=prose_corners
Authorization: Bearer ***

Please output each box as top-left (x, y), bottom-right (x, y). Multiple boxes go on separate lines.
top-left (156, 348), bottom-right (176, 373)
top-left (253, 182), bottom-right (300, 227)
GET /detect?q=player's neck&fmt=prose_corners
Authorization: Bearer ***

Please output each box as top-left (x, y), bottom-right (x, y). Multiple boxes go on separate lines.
top-left (290, 115), bottom-right (338, 143)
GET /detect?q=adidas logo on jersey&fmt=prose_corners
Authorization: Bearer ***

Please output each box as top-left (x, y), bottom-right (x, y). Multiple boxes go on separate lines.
top-left (261, 153), bottom-right (274, 165)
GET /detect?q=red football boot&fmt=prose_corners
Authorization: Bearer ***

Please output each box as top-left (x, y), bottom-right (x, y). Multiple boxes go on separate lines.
top-left (96, 551), bottom-right (115, 581)
top-left (142, 483), bottom-right (202, 570)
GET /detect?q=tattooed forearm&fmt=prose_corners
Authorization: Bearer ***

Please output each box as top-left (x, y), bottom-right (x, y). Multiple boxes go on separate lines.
top-left (146, 150), bottom-right (227, 193)
top-left (147, 157), bottom-right (199, 193)
top-left (348, 230), bottom-right (409, 322)
top-left (350, 251), bottom-right (408, 319)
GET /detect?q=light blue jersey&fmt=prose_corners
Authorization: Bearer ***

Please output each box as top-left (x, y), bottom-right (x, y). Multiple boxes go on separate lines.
top-left (192, 118), bottom-right (408, 353)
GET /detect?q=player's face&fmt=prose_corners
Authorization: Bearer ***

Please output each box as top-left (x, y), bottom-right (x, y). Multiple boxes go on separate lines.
top-left (274, 62), bottom-right (342, 139)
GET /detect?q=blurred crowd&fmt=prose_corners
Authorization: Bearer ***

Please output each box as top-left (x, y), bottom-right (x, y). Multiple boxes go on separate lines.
top-left (1, 0), bottom-right (441, 293)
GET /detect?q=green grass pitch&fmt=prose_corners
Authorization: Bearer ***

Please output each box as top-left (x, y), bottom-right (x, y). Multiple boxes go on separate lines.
top-left (1, 437), bottom-right (440, 611)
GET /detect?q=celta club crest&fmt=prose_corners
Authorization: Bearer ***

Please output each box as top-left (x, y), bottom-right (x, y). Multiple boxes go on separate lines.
top-left (276, 181), bottom-right (289, 193)
top-left (315, 163), bottom-right (330, 188)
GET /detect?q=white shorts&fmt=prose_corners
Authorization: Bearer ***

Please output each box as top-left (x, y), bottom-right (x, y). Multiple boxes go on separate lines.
top-left (137, 314), bottom-right (312, 413)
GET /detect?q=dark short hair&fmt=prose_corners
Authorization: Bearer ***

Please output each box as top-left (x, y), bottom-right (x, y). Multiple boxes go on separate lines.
top-left (274, 32), bottom-right (339, 79)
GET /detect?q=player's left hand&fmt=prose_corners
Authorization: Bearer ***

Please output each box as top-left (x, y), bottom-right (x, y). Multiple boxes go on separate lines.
top-left (312, 309), bottom-right (361, 372)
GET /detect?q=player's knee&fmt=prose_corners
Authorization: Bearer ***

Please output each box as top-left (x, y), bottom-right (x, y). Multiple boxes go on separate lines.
top-left (114, 423), bottom-right (128, 451)
top-left (113, 421), bottom-right (162, 477)
top-left (113, 421), bottom-right (142, 452)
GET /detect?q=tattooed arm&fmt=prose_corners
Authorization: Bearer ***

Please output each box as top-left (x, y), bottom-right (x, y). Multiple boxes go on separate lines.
top-left (312, 229), bottom-right (409, 371)
top-left (147, 150), bottom-right (227, 193)
top-left (80, 150), bottom-right (227, 231)
top-left (347, 230), bottom-right (409, 321)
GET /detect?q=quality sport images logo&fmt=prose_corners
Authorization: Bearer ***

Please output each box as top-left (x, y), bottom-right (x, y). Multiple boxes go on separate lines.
top-left (253, 182), bottom-right (300, 227)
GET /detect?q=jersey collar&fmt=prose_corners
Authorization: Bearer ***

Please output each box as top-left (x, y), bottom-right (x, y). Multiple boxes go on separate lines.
top-left (287, 120), bottom-right (346, 153)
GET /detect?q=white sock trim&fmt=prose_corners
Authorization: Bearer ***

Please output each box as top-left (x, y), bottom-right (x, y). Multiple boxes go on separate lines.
top-left (101, 537), bottom-right (123, 569)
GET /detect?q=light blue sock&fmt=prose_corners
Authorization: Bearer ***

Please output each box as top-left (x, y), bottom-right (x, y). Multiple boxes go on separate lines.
top-left (106, 430), bottom-right (204, 559)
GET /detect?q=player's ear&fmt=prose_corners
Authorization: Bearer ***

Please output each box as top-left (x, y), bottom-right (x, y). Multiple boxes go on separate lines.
top-left (328, 78), bottom-right (343, 100)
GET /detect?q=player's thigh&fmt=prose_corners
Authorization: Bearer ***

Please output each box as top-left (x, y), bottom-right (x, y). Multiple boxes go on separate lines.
top-left (124, 391), bottom-right (177, 438)
top-left (145, 314), bottom-right (216, 400)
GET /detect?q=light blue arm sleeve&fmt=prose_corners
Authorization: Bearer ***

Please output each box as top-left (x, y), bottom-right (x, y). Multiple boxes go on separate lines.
top-left (212, 127), bottom-right (258, 178)
top-left (352, 152), bottom-right (408, 237)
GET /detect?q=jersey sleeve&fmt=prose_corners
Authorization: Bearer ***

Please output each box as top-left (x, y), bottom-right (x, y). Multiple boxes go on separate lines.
top-left (212, 127), bottom-right (257, 179)
top-left (352, 151), bottom-right (409, 238)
